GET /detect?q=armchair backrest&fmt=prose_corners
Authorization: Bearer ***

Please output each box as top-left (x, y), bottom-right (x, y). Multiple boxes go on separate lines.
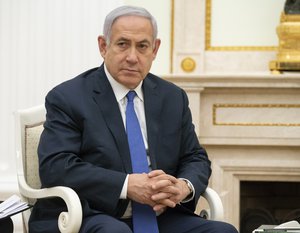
top-left (23, 123), bottom-right (44, 203)
top-left (15, 105), bottom-right (46, 232)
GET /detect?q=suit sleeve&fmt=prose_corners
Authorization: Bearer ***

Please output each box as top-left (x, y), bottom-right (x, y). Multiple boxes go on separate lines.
top-left (38, 87), bottom-right (127, 216)
top-left (176, 89), bottom-right (212, 211)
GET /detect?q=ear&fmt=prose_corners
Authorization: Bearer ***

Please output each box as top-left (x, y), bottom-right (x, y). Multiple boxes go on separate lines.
top-left (152, 39), bottom-right (161, 60)
top-left (98, 36), bottom-right (107, 58)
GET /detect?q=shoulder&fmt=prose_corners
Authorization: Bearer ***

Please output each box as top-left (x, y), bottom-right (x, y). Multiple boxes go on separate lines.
top-left (44, 66), bottom-right (106, 108)
top-left (146, 73), bottom-right (187, 101)
top-left (146, 73), bottom-right (183, 93)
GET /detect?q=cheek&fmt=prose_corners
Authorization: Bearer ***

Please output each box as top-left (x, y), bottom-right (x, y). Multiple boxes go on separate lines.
top-left (108, 53), bottom-right (126, 64)
top-left (141, 57), bottom-right (154, 70)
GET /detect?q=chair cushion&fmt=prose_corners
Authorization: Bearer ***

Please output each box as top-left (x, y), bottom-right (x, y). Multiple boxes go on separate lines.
top-left (25, 123), bottom-right (43, 204)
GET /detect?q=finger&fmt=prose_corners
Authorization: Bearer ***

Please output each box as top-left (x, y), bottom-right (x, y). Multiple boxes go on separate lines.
top-left (148, 169), bottom-right (165, 177)
top-left (152, 179), bottom-right (181, 194)
top-left (152, 203), bottom-right (166, 212)
top-left (153, 203), bottom-right (168, 212)
top-left (151, 188), bottom-right (181, 203)
top-left (150, 174), bottom-right (178, 186)
top-left (148, 171), bottom-right (178, 184)
top-left (154, 206), bottom-right (168, 213)
top-left (151, 191), bottom-right (172, 201)
top-left (151, 179), bottom-right (174, 190)
top-left (156, 198), bottom-right (176, 209)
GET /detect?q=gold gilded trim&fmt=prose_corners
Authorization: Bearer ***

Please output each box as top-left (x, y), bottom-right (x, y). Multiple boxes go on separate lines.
top-left (205, 0), bottom-right (277, 51)
top-left (213, 103), bottom-right (300, 126)
top-left (281, 13), bottom-right (300, 22)
top-left (170, 0), bottom-right (175, 73)
top-left (205, 0), bottom-right (212, 51)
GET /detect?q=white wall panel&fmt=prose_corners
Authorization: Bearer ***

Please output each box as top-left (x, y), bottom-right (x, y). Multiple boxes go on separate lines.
top-left (0, 0), bottom-right (122, 193)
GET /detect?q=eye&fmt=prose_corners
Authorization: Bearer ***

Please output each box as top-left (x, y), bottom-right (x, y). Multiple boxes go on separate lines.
top-left (116, 39), bottom-right (130, 50)
top-left (117, 42), bottom-right (126, 47)
top-left (137, 43), bottom-right (149, 51)
top-left (139, 43), bottom-right (147, 49)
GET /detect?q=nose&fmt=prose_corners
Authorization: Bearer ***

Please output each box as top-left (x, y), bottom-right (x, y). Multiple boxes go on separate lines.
top-left (126, 47), bottom-right (138, 63)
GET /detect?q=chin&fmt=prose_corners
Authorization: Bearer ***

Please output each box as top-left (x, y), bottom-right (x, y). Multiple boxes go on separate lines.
top-left (126, 83), bottom-right (140, 89)
top-left (120, 77), bottom-right (142, 88)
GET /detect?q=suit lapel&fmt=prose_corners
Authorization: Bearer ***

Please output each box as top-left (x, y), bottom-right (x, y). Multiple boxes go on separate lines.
top-left (143, 76), bottom-right (162, 170)
top-left (91, 66), bottom-right (132, 173)
top-left (90, 67), bottom-right (162, 172)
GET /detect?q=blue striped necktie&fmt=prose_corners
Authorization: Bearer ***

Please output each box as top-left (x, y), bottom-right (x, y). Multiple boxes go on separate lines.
top-left (126, 91), bottom-right (159, 233)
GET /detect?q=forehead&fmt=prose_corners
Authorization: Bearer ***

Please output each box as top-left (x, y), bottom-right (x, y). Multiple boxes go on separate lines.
top-left (111, 15), bottom-right (154, 39)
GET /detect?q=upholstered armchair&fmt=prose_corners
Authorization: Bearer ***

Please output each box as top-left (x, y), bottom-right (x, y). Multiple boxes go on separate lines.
top-left (15, 105), bottom-right (223, 233)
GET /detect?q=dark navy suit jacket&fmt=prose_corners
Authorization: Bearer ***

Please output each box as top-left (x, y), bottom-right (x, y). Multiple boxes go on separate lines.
top-left (29, 64), bottom-right (211, 232)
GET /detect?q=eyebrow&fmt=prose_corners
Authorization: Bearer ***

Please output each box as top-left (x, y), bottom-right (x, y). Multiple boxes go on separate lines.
top-left (116, 37), bottom-right (151, 44)
top-left (138, 39), bottom-right (151, 45)
top-left (117, 37), bottom-right (129, 42)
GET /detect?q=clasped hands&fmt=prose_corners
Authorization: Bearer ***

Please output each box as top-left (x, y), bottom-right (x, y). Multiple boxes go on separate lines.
top-left (127, 170), bottom-right (191, 212)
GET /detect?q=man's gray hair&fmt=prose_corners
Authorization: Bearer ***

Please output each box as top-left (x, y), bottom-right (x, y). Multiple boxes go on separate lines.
top-left (103, 5), bottom-right (158, 44)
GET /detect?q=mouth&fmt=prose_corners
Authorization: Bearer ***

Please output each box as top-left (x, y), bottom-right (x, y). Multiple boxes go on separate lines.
top-left (122, 68), bottom-right (139, 73)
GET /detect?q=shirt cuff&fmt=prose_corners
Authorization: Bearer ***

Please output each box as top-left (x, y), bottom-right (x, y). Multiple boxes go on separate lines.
top-left (120, 174), bottom-right (129, 199)
top-left (179, 178), bottom-right (195, 203)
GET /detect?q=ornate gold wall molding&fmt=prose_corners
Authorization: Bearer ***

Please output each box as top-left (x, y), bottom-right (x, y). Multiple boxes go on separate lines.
top-left (205, 0), bottom-right (278, 51)
top-left (213, 103), bottom-right (300, 126)
top-left (170, 0), bottom-right (175, 73)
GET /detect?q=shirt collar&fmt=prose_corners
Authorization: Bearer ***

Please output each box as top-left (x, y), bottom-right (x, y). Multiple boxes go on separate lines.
top-left (104, 64), bottom-right (144, 102)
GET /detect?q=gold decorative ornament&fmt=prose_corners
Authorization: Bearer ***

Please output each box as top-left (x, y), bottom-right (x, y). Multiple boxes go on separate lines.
top-left (270, 12), bottom-right (300, 73)
top-left (181, 57), bottom-right (196, 72)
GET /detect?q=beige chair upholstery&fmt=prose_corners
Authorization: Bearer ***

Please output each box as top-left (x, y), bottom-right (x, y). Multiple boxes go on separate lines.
top-left (15, 105), bottom-right (224, 232)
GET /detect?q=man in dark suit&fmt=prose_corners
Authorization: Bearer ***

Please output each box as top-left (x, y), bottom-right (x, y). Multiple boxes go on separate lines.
top-left (29, 5), bottom-right (238, 233)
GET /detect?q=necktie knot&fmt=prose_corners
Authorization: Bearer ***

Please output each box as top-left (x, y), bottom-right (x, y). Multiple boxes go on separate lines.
top-left (126, 91), bottom-right (136, 103)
